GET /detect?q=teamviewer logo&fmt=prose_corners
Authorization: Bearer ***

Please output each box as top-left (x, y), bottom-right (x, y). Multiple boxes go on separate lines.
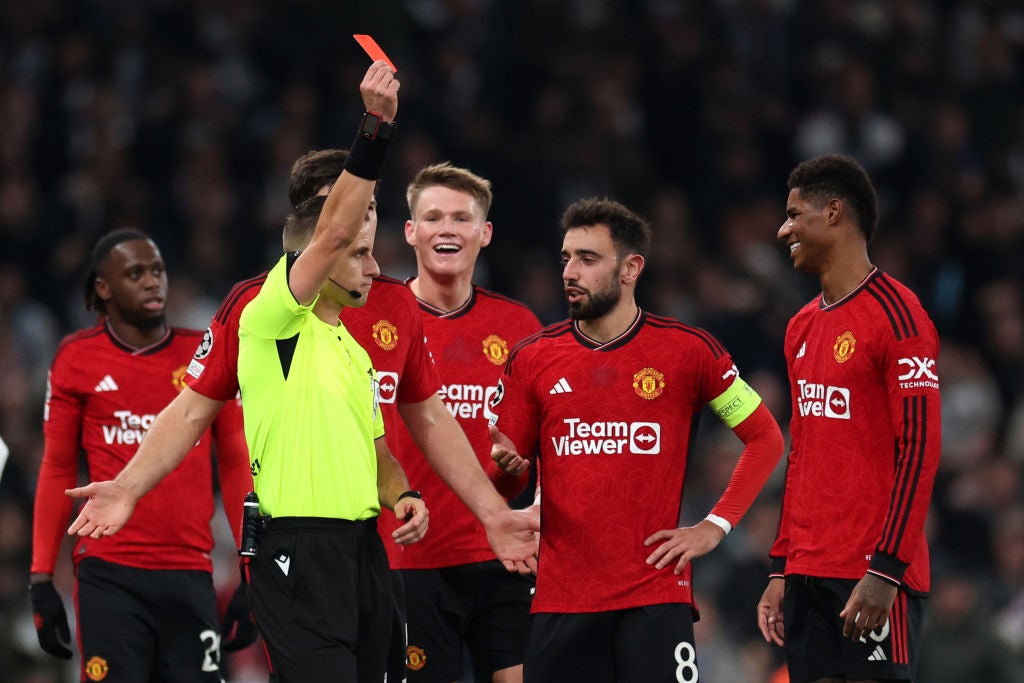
top-left (377, 371), bottom-right (398, 404)
top-left (824, 386), bottom-right (850, 419)
top-left (630, 422), bottom-right (661, 454)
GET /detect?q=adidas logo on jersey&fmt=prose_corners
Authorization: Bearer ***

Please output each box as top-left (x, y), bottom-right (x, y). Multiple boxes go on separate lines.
top-left (94, 375), bottom-right (119, 392)
top-left (796, 342), bottom-right (806, 359)
top-left (549, 377), bottom-right (573, 394)
top-left (867, 645), bottom-right (886, 661)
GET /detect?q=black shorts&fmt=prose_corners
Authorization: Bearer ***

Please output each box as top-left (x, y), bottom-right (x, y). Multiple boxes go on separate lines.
top-left (524, 604), bottom-right (697, 683)
top-left (248, 517), bottom-right (392, 683)
top-left (401, 560), bottom-right (534, 682)
top-left (783, 575), bottom-right (924, 683)
top-left (75, 557), bottom-right (222, 683)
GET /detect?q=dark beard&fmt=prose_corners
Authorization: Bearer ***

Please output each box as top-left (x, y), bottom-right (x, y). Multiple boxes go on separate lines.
top-left (568, 283), bottom-right (619, 320)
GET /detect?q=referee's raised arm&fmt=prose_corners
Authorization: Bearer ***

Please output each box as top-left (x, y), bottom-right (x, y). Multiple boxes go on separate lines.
top-left (288, 59), bottom-right (398, 306)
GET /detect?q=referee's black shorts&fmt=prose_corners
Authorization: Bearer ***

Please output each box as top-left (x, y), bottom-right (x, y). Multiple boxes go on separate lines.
top-left (75, 557), bottom-right (222, 683)
top-left (248, 516), bottom-right (392, 683)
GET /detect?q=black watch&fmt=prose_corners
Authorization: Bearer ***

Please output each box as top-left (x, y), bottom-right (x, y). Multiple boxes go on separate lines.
top-left (359, 111), bottom-right (396, 141)
top-left (396, 490), bottom-right (422, 502)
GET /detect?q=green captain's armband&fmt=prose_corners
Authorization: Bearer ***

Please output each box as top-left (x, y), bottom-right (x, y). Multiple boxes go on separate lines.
top-left (708, 377), bottom-right (762, 428)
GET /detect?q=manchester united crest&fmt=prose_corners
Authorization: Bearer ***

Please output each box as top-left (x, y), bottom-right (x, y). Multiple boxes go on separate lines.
top-left (407, 645), bottom-right (427, 671)
top-left (372, 320), bottom-right (399, 351)
top-left (833, 331), bottom-right (856, 363)
top-left (633, 367), bottom-right (665, 400)
top-left (172, 366), bottom-right (188, 392)
top-left (482, 334), bottom-right (510, 366)
top-left (85, 655), bottom-right (109, 681)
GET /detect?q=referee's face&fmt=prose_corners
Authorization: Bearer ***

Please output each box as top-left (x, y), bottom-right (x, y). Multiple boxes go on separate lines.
top-left (326, 207), bottom-right (380, 308)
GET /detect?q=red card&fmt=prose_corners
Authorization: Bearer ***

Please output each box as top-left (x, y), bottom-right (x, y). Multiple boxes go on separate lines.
top-left (353, 34), bottom-right (397, 72)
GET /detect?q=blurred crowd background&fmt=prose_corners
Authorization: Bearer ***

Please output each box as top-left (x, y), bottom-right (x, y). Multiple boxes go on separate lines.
top-left (0, 1), bottom-right (1022, 681)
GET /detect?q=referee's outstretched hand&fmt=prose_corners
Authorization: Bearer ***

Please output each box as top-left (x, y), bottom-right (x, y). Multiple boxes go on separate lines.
top-left (221, 584), bottom-right (259, 652)
top-left (30, 581), bottom-right (73, 659)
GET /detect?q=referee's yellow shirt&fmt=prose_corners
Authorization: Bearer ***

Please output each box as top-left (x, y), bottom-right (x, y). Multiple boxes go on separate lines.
top-left (238, 253), bottom-right (384, 519)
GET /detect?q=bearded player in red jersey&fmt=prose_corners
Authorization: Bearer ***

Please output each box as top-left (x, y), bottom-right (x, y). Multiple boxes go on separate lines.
top-left (393, 163), bottom-right (541, 683)
top-left (489, 198), bottom-right (785, 683)
top-left (31, 229), bottom-right (250, 682)
top-left (757, 155), bottom-right (941, 683)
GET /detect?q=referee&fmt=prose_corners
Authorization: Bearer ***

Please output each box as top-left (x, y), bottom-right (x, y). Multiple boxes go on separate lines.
top-left (237, 60), bottom-right (427, 681)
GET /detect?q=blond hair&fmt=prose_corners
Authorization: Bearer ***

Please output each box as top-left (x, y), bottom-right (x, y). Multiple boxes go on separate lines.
top-left (406, 162), bottom-right (493, 218)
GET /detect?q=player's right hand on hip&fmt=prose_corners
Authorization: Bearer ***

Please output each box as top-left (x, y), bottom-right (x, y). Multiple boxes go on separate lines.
top-left (29, 581), bottom-right (73, 659)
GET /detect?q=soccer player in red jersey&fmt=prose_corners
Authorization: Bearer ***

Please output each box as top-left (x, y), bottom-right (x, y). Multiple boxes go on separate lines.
top-left (394, 163), bottom-right (542, 683)
top-left (489, 198), bottom-right (785, 683)
top-left (31, 229), bottom-right (250, 681)
top-left (757, 154), bottom-right (941, 683)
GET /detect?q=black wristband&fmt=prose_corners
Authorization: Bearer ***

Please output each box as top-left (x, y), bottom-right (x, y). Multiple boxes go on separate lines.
top-left (396, 490), bottom-right (422, 503)
top-left (344, 113), bottom-right (395, 180)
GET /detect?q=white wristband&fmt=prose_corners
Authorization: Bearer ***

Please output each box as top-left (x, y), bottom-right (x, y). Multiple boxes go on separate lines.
top-left (704, 514), bottom-right (732, 535)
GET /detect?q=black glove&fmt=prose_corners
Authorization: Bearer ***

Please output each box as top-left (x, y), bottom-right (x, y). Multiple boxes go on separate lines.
top-left (29, 581), bottom-right (73, 659)
top-left (221, 584), bottom-right (259, 652)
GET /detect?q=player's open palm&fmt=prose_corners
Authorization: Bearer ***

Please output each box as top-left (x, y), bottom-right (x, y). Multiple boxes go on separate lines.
top-left (643, 519), bottom-right (726, 575)
top-left (489, 424), bottom-right (529, 476)
top-left (65, 480), bottom-right (137, 539)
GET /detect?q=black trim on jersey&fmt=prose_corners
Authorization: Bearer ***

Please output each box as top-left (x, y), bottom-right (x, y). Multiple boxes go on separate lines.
top-left (415, 284), bottom-right (477, 319)
top-left (214, 273), bottom-right (268, 325)
top-left (103, 321), bottom-right (175, 356)
top-left (865, 273), bottom-right (918, 341)
top-left (879, 395), bottom-right (928, 558)
top-left (506, 321), bottom-right (572, 367)
top-left (477, 287), bottom-right (537, 309)
top-left (417, 284), bottom-right (536, 320)
top-left (285, 250), bottom-right (301, 277)
top-left (571, 309), bottom-right (644, 351)
top-left (53, 324), bottom-right (108, 361)
top-left (276, 334), bottom-right (300, 380)
top-left (644, 314), bottom-right (727, 359)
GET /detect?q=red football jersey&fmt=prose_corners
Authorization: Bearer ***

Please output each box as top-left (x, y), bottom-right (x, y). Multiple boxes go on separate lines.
top-left (391, 285), bottom-right (541, 569)
top-left (770, 270), bottom-right (941, 592)
top-left (34, 324), bottom-right (239, 573)
top-left (184, 273), bottom-right (265, 401)
top-left (492, 311), bottom-right (744, 613)
top-left (185, 272), bottom-right (441, 568)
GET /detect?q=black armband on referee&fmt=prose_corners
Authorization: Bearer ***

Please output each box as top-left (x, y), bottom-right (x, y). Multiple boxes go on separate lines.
top-left (344, 111), bottom-right (396, 180)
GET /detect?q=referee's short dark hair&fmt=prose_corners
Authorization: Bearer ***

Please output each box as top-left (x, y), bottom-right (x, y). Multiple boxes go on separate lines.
top-left (788, 154), bottom-right (879, 241)
top-left (289, 149), bottom-right (350, 208)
